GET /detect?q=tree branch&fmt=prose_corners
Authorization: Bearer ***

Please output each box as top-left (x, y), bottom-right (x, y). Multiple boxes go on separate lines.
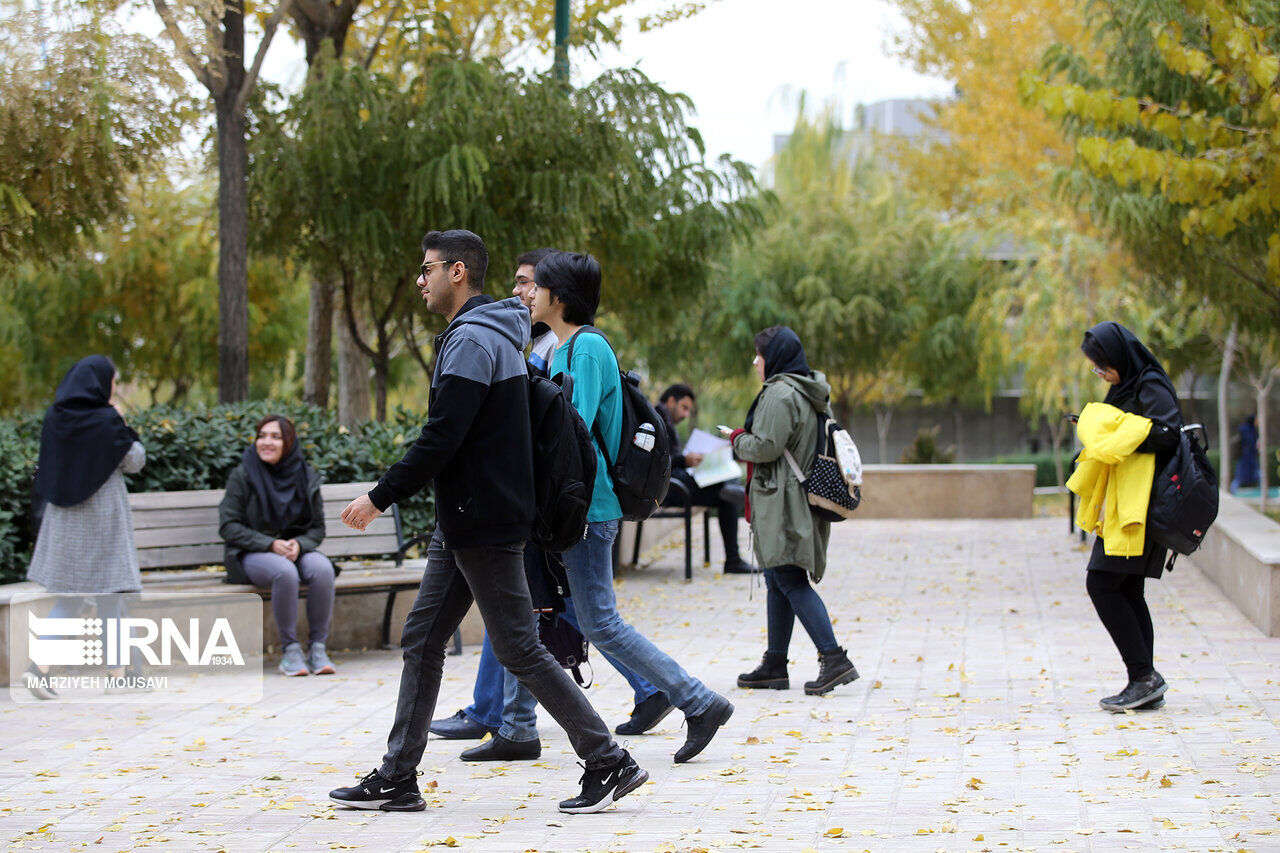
top-left (235, 0), bottom-right (295, 116)
top-left (363, 0), bottom-right (404, 70)
top-left (151, 0), bottom-right (216, 93)
top-left (340, 269), bottom-right (381, 361)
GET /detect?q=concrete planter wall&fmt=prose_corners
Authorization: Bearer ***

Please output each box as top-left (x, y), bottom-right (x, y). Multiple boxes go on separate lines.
top-left (1186, 491), bottom-right (1280, 637)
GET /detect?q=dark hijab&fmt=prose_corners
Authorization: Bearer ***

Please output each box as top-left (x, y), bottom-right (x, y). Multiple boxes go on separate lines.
top-left (1081, 321), bottom-right (1177, 410)
top-left (35, 355), bottom-right (140, 507)
top-left (744, 326), bottom-right (812, 432)
top-left (241, 424), bottom-right (311, 534)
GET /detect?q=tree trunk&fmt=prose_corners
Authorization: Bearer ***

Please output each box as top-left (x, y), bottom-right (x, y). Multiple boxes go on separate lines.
top-left (215, 0), bottom-right (249, 404)
top-left (373, 353), bottom-right (389, 422)
top-left (952, 404), bottom-right (964, 461)
top-left (1259, 372), bottom-right (1276, 513)
top-left (1218, 323), bottom-right (1237, 490)
top-left (875, 404), bottom-right (893, 463)
top-left (304, 275), bottom-right (335, 407)
top-left (337, 311), bottom-right (371, 427)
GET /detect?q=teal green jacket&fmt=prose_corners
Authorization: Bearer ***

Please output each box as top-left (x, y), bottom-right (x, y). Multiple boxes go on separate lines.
top-left (732, 371), bottom-right (833, 582)
top-left (551, 330), bottom-right (624, 523)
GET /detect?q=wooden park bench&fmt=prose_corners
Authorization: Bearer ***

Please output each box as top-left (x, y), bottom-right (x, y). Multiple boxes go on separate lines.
top-left (130, 482), bottom-right (430, 649)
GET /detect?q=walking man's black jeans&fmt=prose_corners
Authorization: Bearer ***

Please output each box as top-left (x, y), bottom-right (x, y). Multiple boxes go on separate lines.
top-left (380, 530), bottom-right (622, 780)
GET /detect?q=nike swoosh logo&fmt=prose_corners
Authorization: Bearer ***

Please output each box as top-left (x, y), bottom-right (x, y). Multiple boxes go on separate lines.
top-left (378, 787), bottom-right (396, 794)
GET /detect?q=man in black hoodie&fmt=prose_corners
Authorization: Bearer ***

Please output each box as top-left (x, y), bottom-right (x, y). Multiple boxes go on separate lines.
top-left (329, 230), bottom-right (647, 814)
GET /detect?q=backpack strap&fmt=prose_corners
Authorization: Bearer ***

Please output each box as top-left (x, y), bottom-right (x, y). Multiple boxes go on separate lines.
top-left (782, 447), bottom-right (807, 483)
top-left (565, 326), bottom-right (616, 471)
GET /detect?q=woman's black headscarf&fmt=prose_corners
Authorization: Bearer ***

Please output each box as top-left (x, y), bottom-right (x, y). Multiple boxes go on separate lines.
top-left (1082, 321), bottom-right (1177, 409)
top-left (744, 326), bottom-right (812, 432)
top-left (241, 431), bottom-right (311, 535)
top-left (35, 355), bottom-right (140, 507)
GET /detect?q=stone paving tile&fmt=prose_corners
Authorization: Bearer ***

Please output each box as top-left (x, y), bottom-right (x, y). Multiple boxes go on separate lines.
top-left (2, 518), bottom-right (1278, 852)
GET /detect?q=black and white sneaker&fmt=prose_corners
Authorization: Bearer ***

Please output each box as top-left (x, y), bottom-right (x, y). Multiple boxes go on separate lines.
top-left (329, 768), bottom-right (425, 812)
top-left (558, 749), bottom-right (649, 814)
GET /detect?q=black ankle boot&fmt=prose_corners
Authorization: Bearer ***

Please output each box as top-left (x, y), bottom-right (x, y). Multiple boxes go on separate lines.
top-left (804, 647), bottom-right (859, 695)
top-left (737, 652), bottom-right (789, 689)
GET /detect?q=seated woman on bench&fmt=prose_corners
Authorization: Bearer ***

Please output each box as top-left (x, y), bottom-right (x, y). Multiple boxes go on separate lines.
top-left (219, 414), bottom-right (338, 676)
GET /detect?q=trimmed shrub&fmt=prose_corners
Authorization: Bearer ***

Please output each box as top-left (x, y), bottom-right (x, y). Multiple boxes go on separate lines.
top-left (900, 427), bottom-right (956, 464)
top-left (0, 402), bottom-right (436, 583)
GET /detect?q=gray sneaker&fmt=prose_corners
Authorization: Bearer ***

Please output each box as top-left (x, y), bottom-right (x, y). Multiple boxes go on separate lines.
top-left (307, 642), bottom-right (336, 675)
top-left (279, 642), bottom-right (309, 676)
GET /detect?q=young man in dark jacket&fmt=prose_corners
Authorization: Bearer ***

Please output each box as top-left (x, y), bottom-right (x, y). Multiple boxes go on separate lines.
top-left (329, 230), bottom-right (647, 814)
top-left (655, 384), bottom-right (755, 574)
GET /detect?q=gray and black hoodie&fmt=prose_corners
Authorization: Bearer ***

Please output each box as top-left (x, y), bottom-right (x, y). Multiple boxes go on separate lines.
top-left (368, 295), bottom-right (534, 549)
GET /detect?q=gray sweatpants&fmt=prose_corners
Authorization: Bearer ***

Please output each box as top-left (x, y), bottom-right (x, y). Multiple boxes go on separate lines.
top-left (242, 550), bottom-right (336, 647)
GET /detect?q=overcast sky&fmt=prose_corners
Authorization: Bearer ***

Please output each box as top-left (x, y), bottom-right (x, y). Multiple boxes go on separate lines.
top-left (257, 0), bottom-right (952, 170)
top-left (578, 0), bottom-right (952, 168)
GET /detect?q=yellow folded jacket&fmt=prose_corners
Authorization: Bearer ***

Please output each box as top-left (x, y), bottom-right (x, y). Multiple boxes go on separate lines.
top-left (1066, 401), bottom-right (1155, 557)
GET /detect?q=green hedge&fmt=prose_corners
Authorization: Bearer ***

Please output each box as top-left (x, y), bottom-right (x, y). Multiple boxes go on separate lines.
top-left (0, 402), bottom-right (435, 584)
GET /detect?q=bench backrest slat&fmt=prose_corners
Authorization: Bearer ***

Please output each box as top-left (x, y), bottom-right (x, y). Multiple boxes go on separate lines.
top-left (128, 481), bottom-right (407, 570)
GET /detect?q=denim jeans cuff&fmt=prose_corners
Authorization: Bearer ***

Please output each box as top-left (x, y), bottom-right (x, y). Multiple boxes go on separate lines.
top-left (497, 726), bottom-right (540, 743)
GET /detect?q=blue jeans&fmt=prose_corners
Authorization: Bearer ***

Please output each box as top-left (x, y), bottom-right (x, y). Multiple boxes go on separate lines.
top-left (498, 594), bottom-right (663, 742)
top-left (380, 531), bottom-right (621, 780)
top-left (563, 519), bottom-right (714, 718)
top-left (460, 634), bottom-right (504, 731)
top-left (765, 565), bottom-right (839, 656)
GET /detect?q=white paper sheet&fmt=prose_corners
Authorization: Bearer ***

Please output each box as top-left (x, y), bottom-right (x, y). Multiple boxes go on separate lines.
top-left (690, 445), bottom-right (743, 488)
top-left (684, 427), bottom-right (730, 456)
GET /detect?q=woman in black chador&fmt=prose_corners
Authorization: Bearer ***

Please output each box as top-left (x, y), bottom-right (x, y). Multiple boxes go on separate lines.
top-left (1079, 322), bottom-right (1183, 712)
top-left (27, 355), bottom-right (147, 698)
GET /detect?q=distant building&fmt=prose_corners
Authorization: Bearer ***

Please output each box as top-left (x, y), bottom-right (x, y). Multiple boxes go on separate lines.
top-left (772, 97), bottom-right (942, 157)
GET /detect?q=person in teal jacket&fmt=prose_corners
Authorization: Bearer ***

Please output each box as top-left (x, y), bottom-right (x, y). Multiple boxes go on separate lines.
top-left (531, 251), bottom-right (734, 765)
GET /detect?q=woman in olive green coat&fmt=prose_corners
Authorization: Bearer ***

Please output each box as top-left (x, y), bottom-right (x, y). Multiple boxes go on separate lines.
top-left (730, 327), bottom-right (859, 696)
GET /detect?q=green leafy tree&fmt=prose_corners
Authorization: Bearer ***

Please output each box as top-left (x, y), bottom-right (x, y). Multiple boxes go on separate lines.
top-left (1, 177), bottom-right (306, 413)
top-left (146, 0), bottom-right (294, 403)
top-left (250, 59), bottom-right (758, 420)
top-left (0, 10), bottom-right (185, 264)
top-left (1024, 0), bottom-right (1280, 328)
top-left (690, 112), bottom-right (996, 460)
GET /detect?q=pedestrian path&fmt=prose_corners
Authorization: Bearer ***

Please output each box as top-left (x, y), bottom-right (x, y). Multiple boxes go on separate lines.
top-left (2, 518), bottom-right (1277, 852)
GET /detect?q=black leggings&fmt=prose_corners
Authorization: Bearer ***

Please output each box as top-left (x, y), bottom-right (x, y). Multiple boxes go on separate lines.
top-left (1086, 571), bottom-right (1154, 682)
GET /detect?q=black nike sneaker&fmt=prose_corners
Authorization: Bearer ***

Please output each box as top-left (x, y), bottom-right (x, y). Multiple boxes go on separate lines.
top-left (329, 768), bottom-right (425, 812)
top-left (558, 749), bottom-right (649, 814)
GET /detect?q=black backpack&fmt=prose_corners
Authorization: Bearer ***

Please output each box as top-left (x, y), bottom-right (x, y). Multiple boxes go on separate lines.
top-left (1147, 424), bottom-right (1219, 569)
top-left (524, 544), bottom-right (591, 686)
top-left (528, 368), bottom-right (596, 553)
top-left (566, 327), bottom-right (671, 521)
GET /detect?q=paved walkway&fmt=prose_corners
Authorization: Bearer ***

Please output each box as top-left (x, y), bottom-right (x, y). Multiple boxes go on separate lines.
top-left (2, 518), bottom-right (1278, 852)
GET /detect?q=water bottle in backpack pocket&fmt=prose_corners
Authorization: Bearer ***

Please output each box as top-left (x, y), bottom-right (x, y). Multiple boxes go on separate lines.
top-left (566, 327), bottom-right (671, 521)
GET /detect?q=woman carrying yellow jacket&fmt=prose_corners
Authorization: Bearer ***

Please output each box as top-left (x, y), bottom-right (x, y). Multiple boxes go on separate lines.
top-left (1068, 401), bottom-right (1155, 557)
top-left (1078, 322), bottom-right (1183, 713)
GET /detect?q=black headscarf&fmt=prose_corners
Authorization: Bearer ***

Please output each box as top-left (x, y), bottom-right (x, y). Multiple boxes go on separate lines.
top-left (35, 355), bottom-right (140, 507)
top-left (1082, 321), bottom-right (1177, 410)
top-left (241, 438), bottom-right (311, 535)
top-left (744, 326), bottom-right (812, 432)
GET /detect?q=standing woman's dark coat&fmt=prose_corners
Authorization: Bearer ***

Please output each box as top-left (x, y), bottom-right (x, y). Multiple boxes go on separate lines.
top-left (1084, 322), bottom-right (1184, 579)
